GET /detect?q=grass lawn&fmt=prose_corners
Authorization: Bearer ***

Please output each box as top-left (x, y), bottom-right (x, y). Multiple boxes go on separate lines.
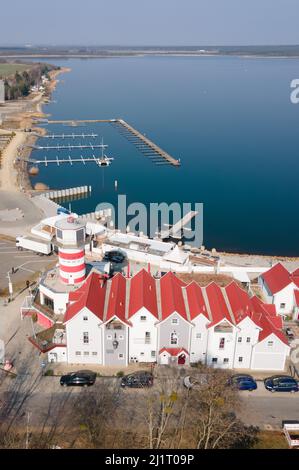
top-left (253, 431), bottom-right (289, 449)
top-left (0, 63), bottom-right (32, 78)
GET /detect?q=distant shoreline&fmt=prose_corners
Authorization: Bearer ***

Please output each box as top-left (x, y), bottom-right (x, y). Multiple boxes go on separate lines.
top-left (1, 53), bottom-right (299, 60)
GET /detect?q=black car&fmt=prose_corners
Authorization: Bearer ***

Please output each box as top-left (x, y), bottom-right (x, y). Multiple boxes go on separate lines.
top-left (103, 251), bottom-right (125, 263)
top-left (121, 371), bottom-right (154, 388)
top-left (264, 375), bottom-right (298, 393)
top-left (229, 374), bottom-right (257, 391)
top-left (60, 370), bottom-right (96, 387)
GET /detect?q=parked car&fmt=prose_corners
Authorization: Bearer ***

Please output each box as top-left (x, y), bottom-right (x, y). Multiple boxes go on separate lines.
top-left (285, 328), bottom-right (295, 341)
top-left (264, 375), bottom-right (298, 393)
top-left (103, 250), bottom-right (125, 263)
top-left (120, 371), bottom-right (154, 388)
top-left (229, 374), bottom-right (257, 391)
top-left (60, 370), bottom-right (96, 387)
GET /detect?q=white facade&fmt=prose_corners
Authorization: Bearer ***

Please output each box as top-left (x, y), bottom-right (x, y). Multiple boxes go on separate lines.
top-left (205, 321), bottom-right (238, 369)
top-left (259, 277), bottom-right (297, 316)
top-left (65, 307), bottom-right (103, 364)
top-left (232, 317), bottom-right (261, 369)
top-left (128, 307), bottom-right (158, 363)
top-left (189, 315), bottom-right (209, 364)
top-left (251, 333), bottom-right (290, 370)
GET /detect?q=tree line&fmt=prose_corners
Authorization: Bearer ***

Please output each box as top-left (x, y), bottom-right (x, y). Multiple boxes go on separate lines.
top-left (2, 63), bottom-right (59, 101)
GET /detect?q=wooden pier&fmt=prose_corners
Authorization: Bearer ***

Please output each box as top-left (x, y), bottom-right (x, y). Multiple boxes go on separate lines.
top-left (112, 119), bottom-right (180, 167)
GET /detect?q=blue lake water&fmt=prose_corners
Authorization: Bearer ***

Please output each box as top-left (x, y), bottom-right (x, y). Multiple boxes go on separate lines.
top-left (31, 56), bottom-right (299, 255)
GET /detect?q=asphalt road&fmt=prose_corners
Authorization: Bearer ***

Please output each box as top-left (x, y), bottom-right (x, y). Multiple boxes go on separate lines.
top-left (0, 238), bottom-right (56, 292)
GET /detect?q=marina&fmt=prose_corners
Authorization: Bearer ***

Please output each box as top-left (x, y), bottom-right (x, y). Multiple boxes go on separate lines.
top-left (42, 118), bottom-right (181, 167)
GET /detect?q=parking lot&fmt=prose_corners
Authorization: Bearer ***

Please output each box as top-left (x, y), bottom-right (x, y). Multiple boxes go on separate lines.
top-left (0, 238), bottom-right (56, 294)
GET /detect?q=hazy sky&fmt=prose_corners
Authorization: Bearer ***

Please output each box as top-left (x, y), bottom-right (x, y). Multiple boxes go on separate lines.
top-left (1, 0), bottom-right (299, 46)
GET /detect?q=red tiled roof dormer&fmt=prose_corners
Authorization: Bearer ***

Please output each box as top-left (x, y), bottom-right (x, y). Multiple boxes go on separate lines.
top-left (64, 272), bottom-right (107, 323)
top-left (128, 269), bottom-right (158, 318)
top-left (106, 272), bottom-right (126, 322)
top-left (261, 263), bottom-right (292, 294)
top-left (185, 281), bottom-right (209, 320)
top-left (160, 271), bottom-right (187, 320)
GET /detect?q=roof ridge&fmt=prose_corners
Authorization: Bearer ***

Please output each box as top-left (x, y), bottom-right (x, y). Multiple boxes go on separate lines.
top-left (155, 278), bottom-right (162, 321)
top-left (201, 286), bottom-right (213, 322)
top-left (181, 286), bottom-right (191, 322)
top-left (103, 278), bottom-right (112, 322)
top-left (125, 277), bottom-right (131, 320)
top-left (221, 287), bottom-right (236, 325)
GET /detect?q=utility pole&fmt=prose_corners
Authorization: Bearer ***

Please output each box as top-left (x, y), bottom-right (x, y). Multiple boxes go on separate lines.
top-left (7, 272), bottom-right (13, 301)
top-left (25, 412), bottom-right (31, 449)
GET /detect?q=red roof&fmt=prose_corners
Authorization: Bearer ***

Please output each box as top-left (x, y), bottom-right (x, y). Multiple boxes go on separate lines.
top-left (185, 281), bottom-right (209, 320)
top-left (160, 272), bottom-right (188, 321)
top-left (159, 347), bottom-right (189, 356)
top-left (294, 290), bottom-right (299, 307)
top-left (205, 282), bottom-right (233, 327)
top-left (64, 272), bottom-right (107, 323)
top-left (291, 269), bottom-right (299, 289)
top-left (129, 269), bottom-right (158, 318)
top-left (261, 263), bottom-right (292, 294)
top-left (225, 282), bottom-right (255, 324)
top-left (106, 272), bottom-right (127, 323)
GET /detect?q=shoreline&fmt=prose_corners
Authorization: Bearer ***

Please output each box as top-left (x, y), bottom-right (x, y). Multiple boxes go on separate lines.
top-left (0, 66), bottom-right (71, 192)
top-left (0, 65), bottom-right (299, 261)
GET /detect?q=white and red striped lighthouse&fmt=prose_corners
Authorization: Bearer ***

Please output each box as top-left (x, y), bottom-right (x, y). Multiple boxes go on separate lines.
top-left (55, 216), bottom-right (86, 285)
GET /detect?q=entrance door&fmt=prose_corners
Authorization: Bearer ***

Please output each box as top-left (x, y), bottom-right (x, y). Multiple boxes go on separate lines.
top-left (178, 353), bottom-right (186, 365)
top-left (160, 353), bottom-right (169, 365)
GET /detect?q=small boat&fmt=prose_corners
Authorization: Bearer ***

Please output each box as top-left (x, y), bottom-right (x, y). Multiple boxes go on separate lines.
top-left (96, 155), bottom-right (114, 167)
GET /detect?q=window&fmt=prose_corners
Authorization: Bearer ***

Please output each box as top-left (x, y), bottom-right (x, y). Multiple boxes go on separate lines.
top-left (171, 318), bottom-right (179, 325)
top-left (84, 351), bottom-right (89, 356)
top-left (212, 358), bottom-right (218, 363)
top-left (118, 353), bottom-right (124, 359)
top-left (267, 341), bottom-right (274, 347)
top-left (196, 333), bottom-right (201, 339)
top-left (92, 352), bottom-right (98, 356)
top-left (145, 332), bottom-right (151, 344)
top-left (246, 337), bottom-right (251, 343)
top-left (83, 316), bottom-right (88, 321)
top-left (151, 351), bottom-right (156, 358)
top-left (75, 351), bottom-right (81, 356)
top-left (219, 338), bottom-right (225, 349)
top-left (56, 228), bottom-right (63, 239)
top-left (223, 358), bottom-right (229, 363)
top-left (83, 332), bottom-right (89, 344)
top-left (170, 332), bottom-right (178, 345)
top-left (44, 295), bottom-right (54, 311)
top-left (107, 334), bottom-right (112, 340)
top-left (140, 316), bottom-right (147, 322)
top-left (119, 335), bottom-right (124, 340)
top-left (280, 303), bottom-right (286, 309)
top-left (238, 357), bottom-right (243, 363)
top-left (238, 337), bottom-right (242, 343)
top-left (140, 352), bottom-right (144, 356)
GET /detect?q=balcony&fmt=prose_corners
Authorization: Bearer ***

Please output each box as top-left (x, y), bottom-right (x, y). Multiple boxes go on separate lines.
top-left (29, 325), bottom-right (66, 353)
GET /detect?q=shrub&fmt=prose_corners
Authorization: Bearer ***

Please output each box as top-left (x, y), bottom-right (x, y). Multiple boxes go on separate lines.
top-left (44, 369), bottom-right (54, 376)
top-left (116, 371), bottom-right (124, 377)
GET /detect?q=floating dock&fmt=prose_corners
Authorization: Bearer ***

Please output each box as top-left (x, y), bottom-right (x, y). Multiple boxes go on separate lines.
top-left (45, 118), bottom-right (181, 167)
top-left (29, 143), bottom-right (107, 151)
